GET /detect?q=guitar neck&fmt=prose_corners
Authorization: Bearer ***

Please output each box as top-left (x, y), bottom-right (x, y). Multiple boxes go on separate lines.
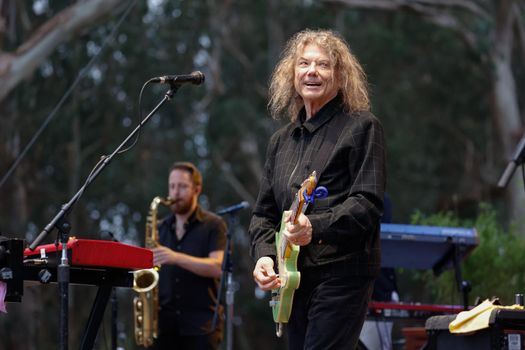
top-left (289, 199), bottom-right (299, 224)
top-left (288, 191), bottom-right (306, 225)
top-left (280, 195), bottom-right (301, 253)
top-left (280, 171), bottom-right (317, 250)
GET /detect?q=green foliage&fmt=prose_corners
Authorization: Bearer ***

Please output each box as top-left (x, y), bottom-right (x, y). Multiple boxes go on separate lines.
top-left (398, 204), bottom-right (525, 306)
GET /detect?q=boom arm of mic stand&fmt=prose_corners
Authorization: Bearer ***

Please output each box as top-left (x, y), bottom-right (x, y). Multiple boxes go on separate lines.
top-left (498, 134), bottom-right (525, 189)
top-left (497, 161), bottom-right (517, 188)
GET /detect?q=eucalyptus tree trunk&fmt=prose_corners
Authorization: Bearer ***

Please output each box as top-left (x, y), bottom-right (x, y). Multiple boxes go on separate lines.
top-left (490, 0), bottom-right (525, 223)
top-left (328, 0), bottom-right (525, 225)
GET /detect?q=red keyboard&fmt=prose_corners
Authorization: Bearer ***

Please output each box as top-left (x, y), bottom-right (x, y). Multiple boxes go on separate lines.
top-left (368, 301), bottom-right (467, 319)
top-left (24, 238), bottom-right (153, 270)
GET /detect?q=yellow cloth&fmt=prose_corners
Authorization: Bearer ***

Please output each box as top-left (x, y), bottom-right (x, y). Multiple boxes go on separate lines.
top-left (449, 299), bottom-right (523, 334)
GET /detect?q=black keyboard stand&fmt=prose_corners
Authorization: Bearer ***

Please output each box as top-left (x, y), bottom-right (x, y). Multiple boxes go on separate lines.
top-left (80, 285), bottom-right (113, 350)
top-left (433, 240), bottom-right (471, 310)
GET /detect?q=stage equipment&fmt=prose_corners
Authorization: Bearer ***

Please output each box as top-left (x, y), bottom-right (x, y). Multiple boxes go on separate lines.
top-left (425, 307), bottom-right (525, 349)
top-left (380, 223), bottom-right (478, 309)
top-left (498, 134), bottom-right (525, 188)
top-left (149, 71), bottom-right (205, 85)
top-left (25, 74), bottom-right (203, 350)
top-left (20, 238), bottom-right (153, 350)
top-left (212, 201), bottom-right (250, 350)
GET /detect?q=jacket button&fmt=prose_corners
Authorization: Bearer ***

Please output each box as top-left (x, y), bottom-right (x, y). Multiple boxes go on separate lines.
top-left (318, 239), bottom-right (323, 244)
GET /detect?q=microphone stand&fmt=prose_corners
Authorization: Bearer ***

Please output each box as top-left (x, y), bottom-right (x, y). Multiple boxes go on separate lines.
top-left (111, 288), bottom-right (118, 350)
top-left (29, 84), bottom-right (181, 350)
top-left (212, 207), bottom-right (245, 350)
top-left (498, 134), bottom-right (525, 188)
top-left (224, 215), bottom-right (237, 350)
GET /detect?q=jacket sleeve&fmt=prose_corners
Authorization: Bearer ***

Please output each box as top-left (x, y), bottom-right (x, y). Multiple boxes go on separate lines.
top-left (308, 114), bottom-right (386, 243)
top-left (248, 131), bottom-right (283, 262)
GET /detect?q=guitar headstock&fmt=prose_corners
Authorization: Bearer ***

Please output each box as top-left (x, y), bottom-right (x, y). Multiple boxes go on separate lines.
top-left (299, 171), bottom-right (317, 203)
top-left (291, 171), bottom-right (318, 224)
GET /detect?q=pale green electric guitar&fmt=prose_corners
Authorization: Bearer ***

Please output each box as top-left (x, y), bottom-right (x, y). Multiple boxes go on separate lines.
top-left (270, 171), bottom-right (326, 337)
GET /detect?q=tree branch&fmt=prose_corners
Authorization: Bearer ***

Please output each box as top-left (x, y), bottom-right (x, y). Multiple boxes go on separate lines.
top-left (0, 0), bottom-right (126, 102)
top-left (324, 0), bottom-right (488, 49)
top-left (410, 0), bottom-right (490, 19)
top-left (325, 0), bottom-right (490, 19)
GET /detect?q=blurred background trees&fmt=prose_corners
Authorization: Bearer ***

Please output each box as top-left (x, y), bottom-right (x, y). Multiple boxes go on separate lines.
top-left (0, 0), bottom-right (524, 349)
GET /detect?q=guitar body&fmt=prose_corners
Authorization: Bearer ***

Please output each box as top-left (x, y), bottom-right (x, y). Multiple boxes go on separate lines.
top-left (267, 171), bottom-right (326, 337)
top-left (271, 212), bottom-right (301, 323)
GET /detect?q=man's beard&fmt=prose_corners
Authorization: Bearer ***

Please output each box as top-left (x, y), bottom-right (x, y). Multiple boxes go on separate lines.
top-left (171, 199), bottom-right (193, 215)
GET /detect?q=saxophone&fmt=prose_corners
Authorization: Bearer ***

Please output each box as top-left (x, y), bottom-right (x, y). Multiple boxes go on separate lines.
top-left (133, 196), bottom-right (174, 347)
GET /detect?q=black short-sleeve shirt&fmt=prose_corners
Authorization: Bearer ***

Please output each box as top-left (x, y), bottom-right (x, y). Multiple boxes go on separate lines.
top-left (158, 206), bottom-right (227, 335)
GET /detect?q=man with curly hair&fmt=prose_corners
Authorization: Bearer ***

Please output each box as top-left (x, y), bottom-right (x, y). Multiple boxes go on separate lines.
top-left (250, 29), bottom-right (386, 349)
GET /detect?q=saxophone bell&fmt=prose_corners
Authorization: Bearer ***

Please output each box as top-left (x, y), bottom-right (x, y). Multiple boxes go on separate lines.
top-left (133, 268), bottom-right (159, 293)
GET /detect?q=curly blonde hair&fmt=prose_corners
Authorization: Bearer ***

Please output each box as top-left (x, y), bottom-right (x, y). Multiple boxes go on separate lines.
top-left (268, 29), bottom-right (370, 121)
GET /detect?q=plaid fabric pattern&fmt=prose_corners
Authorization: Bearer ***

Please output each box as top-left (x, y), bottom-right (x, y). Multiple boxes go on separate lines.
top-left (249, 95), bottom-right (386, 275)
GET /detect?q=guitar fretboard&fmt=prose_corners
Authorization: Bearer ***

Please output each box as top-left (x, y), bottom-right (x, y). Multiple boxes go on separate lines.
top-left (280, 171), bottom-right (317, 253)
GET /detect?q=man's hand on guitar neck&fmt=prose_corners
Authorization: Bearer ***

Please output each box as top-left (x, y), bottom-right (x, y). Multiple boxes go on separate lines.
top-left (253, 256), bottom-right (281, 291)
top-left (284, 211), bottom-right (312, 246)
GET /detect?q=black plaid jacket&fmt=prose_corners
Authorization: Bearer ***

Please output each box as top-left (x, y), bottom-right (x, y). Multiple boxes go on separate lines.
top-left (249, 94), bottom-right (386, 276)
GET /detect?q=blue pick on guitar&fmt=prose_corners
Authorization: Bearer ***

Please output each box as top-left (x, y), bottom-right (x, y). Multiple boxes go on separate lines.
top-left (303, 186), bottom-right (328, 204)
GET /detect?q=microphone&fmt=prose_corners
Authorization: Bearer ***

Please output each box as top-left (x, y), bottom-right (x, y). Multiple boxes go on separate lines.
top-left (216, 201), bottom-right (250, 215)
top-left (149, 71), bottom-right (205, 85)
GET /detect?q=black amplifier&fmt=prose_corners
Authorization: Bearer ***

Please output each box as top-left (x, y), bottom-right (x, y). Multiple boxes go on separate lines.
top-left (425, 309), bottom-right (525, 350)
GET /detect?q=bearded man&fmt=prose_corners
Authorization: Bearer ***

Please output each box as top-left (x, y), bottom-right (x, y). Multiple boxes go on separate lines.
top-left (151, 161), bottom-right (227, 350)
